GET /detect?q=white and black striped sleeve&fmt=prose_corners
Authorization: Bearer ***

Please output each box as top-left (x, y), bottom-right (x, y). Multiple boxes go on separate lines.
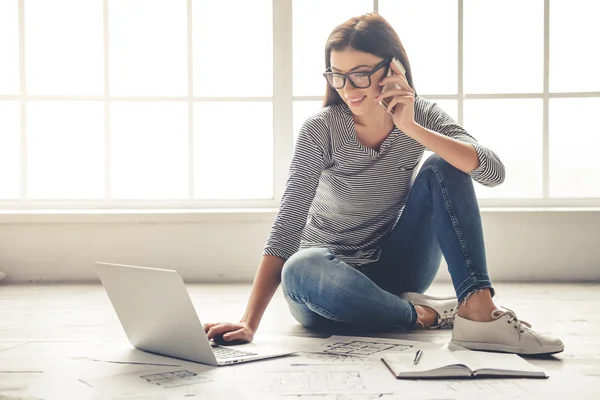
top-left (263, 116), bottom-right (328, 260)
top-left (425, 101), bottom-right (506, 187)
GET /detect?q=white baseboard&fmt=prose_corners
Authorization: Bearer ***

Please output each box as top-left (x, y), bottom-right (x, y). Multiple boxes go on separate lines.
top-left (0, 209), bottom-right (599, 283)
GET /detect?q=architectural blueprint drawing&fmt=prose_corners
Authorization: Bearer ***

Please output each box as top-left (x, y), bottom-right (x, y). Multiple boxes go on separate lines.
top-left (265, 393), bottom-right (445, 400)
top-left (291, 352), bottom-right (371, 364)
top-left (238, 362), bottom-right (398, 397)
top-left (321, 340), bottom-right (412, 356)
top-left (278, 395), bottom-right (395, 400)
top-left (252, 370), bottom-right (366, 395)
top-left (299, 335), bottom-right (441, 363)
top-left (139, 369), bottom-right (208, 388)
top-left (81, 368), bottom-right (212, 396)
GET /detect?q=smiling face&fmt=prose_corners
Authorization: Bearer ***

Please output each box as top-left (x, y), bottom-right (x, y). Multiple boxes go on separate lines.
top-left (329, 48), bottom-right (388, 116)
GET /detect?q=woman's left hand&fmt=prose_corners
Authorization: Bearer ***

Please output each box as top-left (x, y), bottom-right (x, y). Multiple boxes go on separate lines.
top-left (375, 61), bottom-right (416, 132)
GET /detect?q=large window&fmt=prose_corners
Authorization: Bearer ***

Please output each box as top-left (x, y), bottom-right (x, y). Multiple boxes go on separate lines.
top-left (0, 0), bottom-right (273, 208)
top-left (0, 0), bottom-right (598, 209)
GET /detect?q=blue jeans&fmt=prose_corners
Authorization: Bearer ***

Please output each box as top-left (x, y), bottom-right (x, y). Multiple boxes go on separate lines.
top-left (281, 154), bottom-right (494, 328)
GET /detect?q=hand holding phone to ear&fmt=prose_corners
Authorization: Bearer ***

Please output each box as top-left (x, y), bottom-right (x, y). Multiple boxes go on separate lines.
top-left (375, 57), bottom-right (417, 132)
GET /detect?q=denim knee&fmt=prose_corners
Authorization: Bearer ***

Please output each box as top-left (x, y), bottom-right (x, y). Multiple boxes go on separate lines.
top-left (421, 154), bottom-right (465, 177)
top-left (281, 247), bottom-right (332, 296)
top-left (418, 154), bottom-right (474, 193)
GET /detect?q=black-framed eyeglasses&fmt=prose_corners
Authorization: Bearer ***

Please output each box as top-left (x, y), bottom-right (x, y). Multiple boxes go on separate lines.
top-left (323, 58), bottom-right (391, 89)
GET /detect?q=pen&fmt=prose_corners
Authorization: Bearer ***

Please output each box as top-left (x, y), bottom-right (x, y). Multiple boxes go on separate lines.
top-left (413, 348), bottom-right (422, 365)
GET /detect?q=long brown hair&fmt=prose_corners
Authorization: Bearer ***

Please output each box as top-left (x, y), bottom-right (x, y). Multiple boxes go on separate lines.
top-left (323, 13), bottom-right (416, 107)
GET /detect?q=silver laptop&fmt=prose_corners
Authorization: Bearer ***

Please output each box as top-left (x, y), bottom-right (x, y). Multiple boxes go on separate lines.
top-left (94, 262), bottom-right (294, 366)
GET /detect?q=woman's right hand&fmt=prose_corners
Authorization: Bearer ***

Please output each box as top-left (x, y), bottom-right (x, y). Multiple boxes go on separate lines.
top-left (203, 255), bottom-right (285, 345)
top-left (203, 321), bottom-right (255, 344)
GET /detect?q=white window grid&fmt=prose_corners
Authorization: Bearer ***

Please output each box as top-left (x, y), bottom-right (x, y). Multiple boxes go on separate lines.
top-left (1, 0), bottom-right (599, 210)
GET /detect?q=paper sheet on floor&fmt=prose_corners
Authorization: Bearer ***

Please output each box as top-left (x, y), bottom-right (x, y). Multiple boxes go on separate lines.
top-left (79, 367), bottom-right (216, 397)
top-left (290, 335), bottom-right (444, 365)
top-left (255, 395), bottom-right (440, 400)
top-left (89, 385), bottom-right (243, 400)
top-left (70, 346), bottom-right (183, 368)
top-left (232, 361), bottom-right (396, 397)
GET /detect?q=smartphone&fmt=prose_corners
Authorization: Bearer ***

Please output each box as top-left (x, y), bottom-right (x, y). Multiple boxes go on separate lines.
top-left (379, 57), bottom-right (406, 113)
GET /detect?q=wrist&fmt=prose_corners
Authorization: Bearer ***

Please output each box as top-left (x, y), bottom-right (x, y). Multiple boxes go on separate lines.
top-left (399, 121), bottom-right (422, 137)
top-left (240, 317), bottom-right (259, 332)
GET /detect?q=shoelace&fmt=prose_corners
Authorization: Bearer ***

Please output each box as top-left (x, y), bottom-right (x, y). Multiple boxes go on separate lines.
top-left (495, 307), bottom-right (532, 334)
top-left (431, 307), bottom-right (456, 329)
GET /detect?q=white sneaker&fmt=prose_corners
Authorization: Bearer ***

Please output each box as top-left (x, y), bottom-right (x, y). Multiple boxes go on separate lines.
top-left (400, 292), bottom-right (458, 329)
top-left (451, 308), bottom-right (564, 355)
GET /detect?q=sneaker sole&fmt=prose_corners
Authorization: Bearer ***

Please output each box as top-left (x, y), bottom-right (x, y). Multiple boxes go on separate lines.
top-left (450, 339), bottom-right (564, 355)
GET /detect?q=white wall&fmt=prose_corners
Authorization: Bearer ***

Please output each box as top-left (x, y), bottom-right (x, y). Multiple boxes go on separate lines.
top-left (0, 209), bottom-right (599, 283)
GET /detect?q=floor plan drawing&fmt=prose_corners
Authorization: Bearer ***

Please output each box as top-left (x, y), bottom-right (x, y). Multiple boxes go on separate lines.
top-left (283, 395), bottom-right (392, 400)
top-left (139, 369), bottom-right (209, 388)
top-left (81, 367), bottom-right (213, 395)
top-left (321, 340), bottom-right (412, 356)
top-left (299, 335), bottom-right (442, 363)
top-left (253, 370), bottom-right (366, 394)
top-left (294, 352), bottom-right (371, 364)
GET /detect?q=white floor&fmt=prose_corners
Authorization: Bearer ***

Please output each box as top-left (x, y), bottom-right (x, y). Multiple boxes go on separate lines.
top-left (1, 281), bottom-right (599, 399)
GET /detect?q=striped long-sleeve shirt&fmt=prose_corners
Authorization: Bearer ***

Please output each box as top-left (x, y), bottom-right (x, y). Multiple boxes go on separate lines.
top-left (264, 96), bottom-right (505, 266)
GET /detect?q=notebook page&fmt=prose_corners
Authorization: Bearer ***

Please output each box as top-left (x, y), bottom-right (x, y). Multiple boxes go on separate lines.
top-left (383, 348), bottom-right (469, 375)
top-left (453, 350), bottom-right (546, 377)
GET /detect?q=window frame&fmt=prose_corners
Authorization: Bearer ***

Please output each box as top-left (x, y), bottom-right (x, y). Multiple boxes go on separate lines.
top-left (0, 0), bottom-right (598, 210)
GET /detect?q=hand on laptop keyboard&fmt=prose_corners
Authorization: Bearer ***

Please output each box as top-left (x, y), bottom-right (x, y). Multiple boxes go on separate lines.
top-left (204, 321), bottom-right (255, 344)
top-left (212, 333), bottom-right (248, 346)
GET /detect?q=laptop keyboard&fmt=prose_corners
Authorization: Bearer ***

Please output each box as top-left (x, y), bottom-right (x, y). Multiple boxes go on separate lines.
top-left (212, 346), bottom-right (257, 359)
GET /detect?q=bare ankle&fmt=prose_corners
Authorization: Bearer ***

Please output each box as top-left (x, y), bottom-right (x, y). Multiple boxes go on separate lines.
top-left (414, 305), bottom-right (437, 328)
top-left (457, 288), bottom-right (498, 322)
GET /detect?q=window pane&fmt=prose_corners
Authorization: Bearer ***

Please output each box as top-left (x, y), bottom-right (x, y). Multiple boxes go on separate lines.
top-left (0, 0), bottom-right (19, 94)
top-left (109, 0), bottom-right (187, 96)
top-left (193, 0), bottom-right (272, 97)
top-left (293, 101), bottom-right (322, 146)
top-left (0, 102), bottom-right (20, 198)
top-left (293, 0), bottom-right (372, 96)
top-left (464, 0), bottom-right (543, 94)
top-left (464, 99), bottom-right (542, 198)
top-left (27, 102), bottom-right (104, 199)
top-left (194, 102), bottom-right (272, 199)
top-left (550, 0), bottom-right (600, 92)
top-left (26, 0), bottom-right (103, 95)
top-left (550, 98), bottom-right (600, 198)
top-left (379, 0), bottom-right (457, 95)
top-left (110, 102), bottom-right (188, 199)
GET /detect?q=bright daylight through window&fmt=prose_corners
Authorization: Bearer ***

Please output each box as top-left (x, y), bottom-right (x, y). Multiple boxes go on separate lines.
top-left (0, 0), bottom-right (598, 209)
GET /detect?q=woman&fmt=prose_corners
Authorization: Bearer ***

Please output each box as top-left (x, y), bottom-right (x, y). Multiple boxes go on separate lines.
top-left (204, 13), bottom-right (563, 355)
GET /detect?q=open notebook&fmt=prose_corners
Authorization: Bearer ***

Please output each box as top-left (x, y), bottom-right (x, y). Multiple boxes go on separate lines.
top-left (381, 348), bottom-right (547, 379)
